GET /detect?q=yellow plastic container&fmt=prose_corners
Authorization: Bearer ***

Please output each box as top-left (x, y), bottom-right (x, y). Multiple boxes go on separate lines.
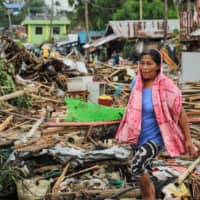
top-left (98, 95), bottom-right (113, 106)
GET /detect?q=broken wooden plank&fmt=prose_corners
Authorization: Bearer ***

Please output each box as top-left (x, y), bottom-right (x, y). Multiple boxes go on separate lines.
top-left (0, 110), bottom-right (37, 120)
top-left (42, 127), bottom-right (66, 135)
top-left (51, 162), bottom-right (70, 200)
top-left (160, 48), bottom-right (178, 70)
top-left (45, 120), bottom-right (121, 127)
top-left (17, 115), bottom-right (45, 144)
top-left (0, 115), bottom-right (13, 132)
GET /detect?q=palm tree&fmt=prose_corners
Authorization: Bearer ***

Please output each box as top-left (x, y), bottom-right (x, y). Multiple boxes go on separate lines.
top-left (139, 0), bottom-right (143, 20)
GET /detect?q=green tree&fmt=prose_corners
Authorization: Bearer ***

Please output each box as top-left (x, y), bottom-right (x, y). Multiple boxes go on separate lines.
top-left (67, 0), bottom-right (125, 30)
top-left (0, 0), bottom-right (47, 30)
top-left (68, 0), bottom-right (179, 30)
top-left (113, 0), bottom-right (178, 20)
top-left (28, 0), bottom-right (47, 15)
top-left (0, 0), bottom-right (9, 28)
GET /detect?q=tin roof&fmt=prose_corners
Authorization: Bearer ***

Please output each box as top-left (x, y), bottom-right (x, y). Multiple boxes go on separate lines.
top-left (22, 19), bottom-right (70, 25)
top-left (106, 20), bottom-right (180, 39)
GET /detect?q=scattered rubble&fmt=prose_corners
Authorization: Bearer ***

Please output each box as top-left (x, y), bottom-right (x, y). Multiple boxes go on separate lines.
top-left (0, 37), bottom-right (200, 200)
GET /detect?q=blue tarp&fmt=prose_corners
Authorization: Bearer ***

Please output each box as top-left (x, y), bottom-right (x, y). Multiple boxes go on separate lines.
top-left (78, 30), bottom-right (105, 44)
top-left (4, 3), bottom-right (24, 10)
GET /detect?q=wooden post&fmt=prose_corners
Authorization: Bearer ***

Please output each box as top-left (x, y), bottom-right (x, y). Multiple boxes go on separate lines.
top-left (85, 0), bottom-right (89, 60)
top-left (49, 0), bottom-right (54, 41)
top-left (164, 0), bottom-right (168, 42)
top-left (139, 0), bottom-right (143, 20)
top-left (85, 0), bottom-right (89, 43)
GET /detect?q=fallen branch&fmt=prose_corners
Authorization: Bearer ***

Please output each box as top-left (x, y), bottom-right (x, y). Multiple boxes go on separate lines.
top-left (0, 90), bottom-right (26, 101)
top-left (29, 93), bottom-right (62, 103)
top-left (65, 165), bottom-right (100, 179)
top-left (0, 87), bottom-right (37, 102)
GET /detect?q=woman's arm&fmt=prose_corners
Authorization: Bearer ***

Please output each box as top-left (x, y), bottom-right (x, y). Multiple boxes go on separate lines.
top-left (178, 107), bottom-right (197, 158)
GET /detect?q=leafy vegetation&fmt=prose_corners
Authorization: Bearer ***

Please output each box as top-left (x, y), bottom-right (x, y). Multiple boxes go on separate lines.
top-left (0, 153), bottom-right (18, 199)
top-left (0, 0), bottom-right (182, 32)
top-left (0, 59), bottom-right (33, 109)
top-left (0, 0), bottom-right (9, 29)
top-left (68, 0), bottom-right (125, 30)
top-left (0, 0), bottom-right (47, 29)
top-left (68, 0), bottom-right (179, 30)
top-left (15, 94), bottom-right (33, 109)
top-left (0, 59), bottom-right (15, 96)
top-left (0, 166), bottom-right (17, 198)
top-left (27, 0), bottom-right (47, 16)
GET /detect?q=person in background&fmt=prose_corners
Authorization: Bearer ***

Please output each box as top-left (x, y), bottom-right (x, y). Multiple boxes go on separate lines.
top-left (41, 45), bottom-right (50, 58)
top-left (115, 48), bottom-right (197, 200)
top-left (33, 47), bottom-right (41, 57)
top-left (112, 51), bottom-right (120, 66)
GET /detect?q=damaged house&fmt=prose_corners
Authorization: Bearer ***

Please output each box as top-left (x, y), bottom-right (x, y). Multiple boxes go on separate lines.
top-left (83, 19), bottom-right (180, 62)
top-left (179, 0), bottom-right (200, 82)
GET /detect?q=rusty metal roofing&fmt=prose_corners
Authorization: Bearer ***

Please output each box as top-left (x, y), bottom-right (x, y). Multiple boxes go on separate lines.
top-left (180, 11), bottom-right (194, 40)
top-left (107, 20), bottom-right (180, 39)
top-left (179, 11), bottom-right (200, 40)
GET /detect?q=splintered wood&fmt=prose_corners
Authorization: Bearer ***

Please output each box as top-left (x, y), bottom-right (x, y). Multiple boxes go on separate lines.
top-left (181, 82), bottom-right (200, 144)
top-left (14, 136), bottom-right (59, 152)
top-left (1, 37), bottom-right (200, 200)
top-left (182, 82), bottom-right (200, 112)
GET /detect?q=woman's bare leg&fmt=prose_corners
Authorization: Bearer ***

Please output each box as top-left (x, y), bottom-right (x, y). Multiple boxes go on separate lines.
top-left (137, 172), bottom-right (155, 200)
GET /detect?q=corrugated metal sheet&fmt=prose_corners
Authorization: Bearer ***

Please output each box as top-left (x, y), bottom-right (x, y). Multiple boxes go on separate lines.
top-left (180, 11), bottom-right (194, 39)
top-left (194, 0), bottom-right (200, 25)
top-left (108, 20), bottom-right (180, 39)
top-left (179, 0), bottom-right (200, 41)
top-left (83, 33), bottom-right (118, 49)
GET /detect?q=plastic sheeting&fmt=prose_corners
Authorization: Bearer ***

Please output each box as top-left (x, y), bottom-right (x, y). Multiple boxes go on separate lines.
top-left (65, 98), bottom-right (124, 122)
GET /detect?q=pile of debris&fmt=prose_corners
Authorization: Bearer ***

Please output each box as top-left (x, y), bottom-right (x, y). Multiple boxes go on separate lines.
top-left (0, 38), bottom-right (200, 200)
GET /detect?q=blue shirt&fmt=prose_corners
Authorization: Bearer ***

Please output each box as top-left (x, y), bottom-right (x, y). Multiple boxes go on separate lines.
top-left (130, 79), bottom-right (164, 148)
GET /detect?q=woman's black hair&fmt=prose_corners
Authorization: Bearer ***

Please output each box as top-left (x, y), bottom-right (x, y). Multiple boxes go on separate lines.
top-left (139, 49), bottom-right (161, 66)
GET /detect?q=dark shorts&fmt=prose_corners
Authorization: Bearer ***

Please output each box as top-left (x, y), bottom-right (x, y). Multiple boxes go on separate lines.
top-left (131, 141), bottom-right (161, 178)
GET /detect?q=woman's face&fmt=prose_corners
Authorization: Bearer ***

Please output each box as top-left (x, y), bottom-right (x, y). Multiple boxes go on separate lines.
top-left (139, 55), bottom-right (160, 80)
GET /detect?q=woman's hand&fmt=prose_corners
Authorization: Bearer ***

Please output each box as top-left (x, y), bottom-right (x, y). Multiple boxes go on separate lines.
top-left (185, 139), bottom-right (198, 159)
top-left (178, 108), bottom-right (198, 158)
